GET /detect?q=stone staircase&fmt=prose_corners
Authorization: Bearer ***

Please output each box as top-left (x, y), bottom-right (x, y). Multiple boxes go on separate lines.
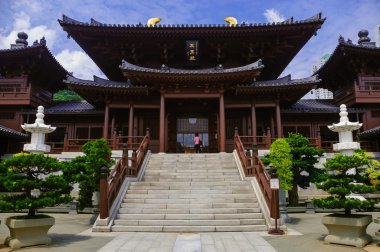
top-left (111, 153), bottom-right (267, 232)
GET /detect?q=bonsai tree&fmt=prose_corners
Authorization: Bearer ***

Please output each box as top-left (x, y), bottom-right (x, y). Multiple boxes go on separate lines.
top-left (286, 133), bottom-right (324, 206)
top-left (63, 139), bottom-right (112, 210)
top-left (263, 133), bottom-right (324, 206)
top-left (313, 149), bottom-right (376, 215)
top-left (0, 153), bottom-right (72, 217)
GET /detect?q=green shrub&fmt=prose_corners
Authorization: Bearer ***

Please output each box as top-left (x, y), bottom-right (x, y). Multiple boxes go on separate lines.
top-left (62, 139), bottom-right (112, 210)
top-left (0, 153), bottom-right (72, 217)
top-left (313, 149), bottom-right (376, 215)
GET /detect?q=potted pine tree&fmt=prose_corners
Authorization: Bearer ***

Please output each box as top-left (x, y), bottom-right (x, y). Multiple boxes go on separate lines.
top-left (313, 149), bottom-right (375, 248)
top-left (0, 153), bottom-right (72, 249)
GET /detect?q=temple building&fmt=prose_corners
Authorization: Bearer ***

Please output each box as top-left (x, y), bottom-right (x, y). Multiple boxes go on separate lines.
top-left (0, 13), bottom-right (379, 155)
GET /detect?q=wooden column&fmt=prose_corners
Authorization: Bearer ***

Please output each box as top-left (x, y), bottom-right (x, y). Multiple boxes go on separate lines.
top-left (128, 105), bottom-right (134, 149)
top-left (111, 116), bottom-right (115, 136)
top-left (251, 104), bottom-right (257, 143)
top-left (128, 105), bottom-right (134, 137)
top-left (219, 92), bottom-right (226, 152)
top-left (275, 102), bottom-right (282, 138)
top-left (159, 92), bottom-right (165, 152)
top-left (103, 102), bottom-right (110, 139)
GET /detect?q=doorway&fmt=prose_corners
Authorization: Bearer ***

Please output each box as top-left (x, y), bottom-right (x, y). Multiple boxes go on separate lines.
top-left (176, 117), bottom-right (209, 152)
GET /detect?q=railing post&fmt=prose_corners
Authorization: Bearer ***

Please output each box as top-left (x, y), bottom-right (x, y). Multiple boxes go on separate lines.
top-left (132, 149), bottom-right (137, 175)
top-left (265, 127), bottom-right (271, 148)
top-left (268, 167), bottom-right (284, 235)
top-left (63, 131), bottom-right (69, 151)
top-left (245, 148), bottom-right (251, 175)
top-left (146, 127), bottom-right (150, 138)
top-left (99, 166), bottom-right (109, 219)
top-left (112, 130), bottom-right (117, 150)
top-left (252, 143), bottom-right (258, 172)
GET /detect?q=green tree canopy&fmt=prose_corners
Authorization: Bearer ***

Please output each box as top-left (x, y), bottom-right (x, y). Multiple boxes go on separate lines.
top-left (313, 149), bottom-right (375, 215)
top-left (0, 153), bottom-right (72, 217)
top-left (53, 89), bottom-right (82, 101)
top-left (262, 138), bottom-right (293, 190)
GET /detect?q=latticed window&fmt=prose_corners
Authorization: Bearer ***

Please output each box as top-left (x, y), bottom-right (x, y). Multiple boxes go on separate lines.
top-left (177, 118), bottom-right (208, 133)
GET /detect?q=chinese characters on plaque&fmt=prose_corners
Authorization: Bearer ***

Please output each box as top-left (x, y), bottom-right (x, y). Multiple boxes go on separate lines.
top-left (186, 40), bottom-right (199, 64)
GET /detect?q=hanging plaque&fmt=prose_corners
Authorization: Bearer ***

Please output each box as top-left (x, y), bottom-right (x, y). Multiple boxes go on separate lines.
top-left (186, 40), bottom-right (199, 65)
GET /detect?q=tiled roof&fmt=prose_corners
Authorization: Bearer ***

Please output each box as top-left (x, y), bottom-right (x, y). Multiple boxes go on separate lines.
top-left (314, 36), bottom-right (380, 77)
top-left (64, 75), bottom-right (135, 88)
top-left (59, 13), bottom-right (324, 28)
top-left (120, 60), bottom-right (263, 74)
top-left (45, 101), bottom-right (96, 113)
top-left (0, 41), bottom-right (68, 76)
top-left (285, 99), bottom-right (339, 112)
top-left (251, 75), bottom-right (320, 87)
top-left (358, 126), bottom-right (380, 139)
top-left (0, 125), bottom-right (28, 140)
top-left (236, 75), bottom-right (320, 94)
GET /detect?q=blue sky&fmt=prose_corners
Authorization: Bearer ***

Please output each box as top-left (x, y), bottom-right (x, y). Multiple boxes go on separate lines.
top-left (0, 0), bottom-right (379, 81)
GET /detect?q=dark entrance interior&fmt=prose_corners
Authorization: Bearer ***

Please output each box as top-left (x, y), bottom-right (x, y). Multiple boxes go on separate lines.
top-left (166, 99), bottom-right (218, 153)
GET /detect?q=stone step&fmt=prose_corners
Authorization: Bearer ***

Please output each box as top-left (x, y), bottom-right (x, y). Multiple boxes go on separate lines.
top-left (123, 197), bottom-right (257, 204)
top-left (113, 219), bottom-right (266, 226)
top-left (126, 189), bottom-right (254, 194)
top-left (117, 213), bottom-right (263, 220)
top-left (124, 193), bottom-right (256, 199)
top-left (143, 178), bottom-right (243, 182)
top-left (142, 175), bottom-right (241, 180)
top-left (128, 185), bottom-right (252, 190)
top-left (119, 208), bottom-right (261, 214)
top-left (130, 181), bottom-right (251, 186)
top-left (119, 202), bottom-right (259, 209)
top-left (111, 225), bottom-right (268, 232)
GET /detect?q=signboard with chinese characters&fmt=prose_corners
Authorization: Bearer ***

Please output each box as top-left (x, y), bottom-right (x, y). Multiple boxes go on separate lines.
top-left (186, 40), bottom-right (199, 65)
top-left (270, 178), bottom-right (280, 189)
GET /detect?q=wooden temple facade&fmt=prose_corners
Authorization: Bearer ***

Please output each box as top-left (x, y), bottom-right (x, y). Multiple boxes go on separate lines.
top-left (0, 13), bottom-right (379, 155)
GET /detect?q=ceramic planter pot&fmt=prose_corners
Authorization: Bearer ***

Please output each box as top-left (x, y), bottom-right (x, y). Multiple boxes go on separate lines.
top-left (322, 213), bottom-right (372, 248)
top-left (5, 215), bottom-right (55, 250)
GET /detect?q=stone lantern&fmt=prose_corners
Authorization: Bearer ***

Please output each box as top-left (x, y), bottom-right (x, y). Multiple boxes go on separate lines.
top-left (328, 104), bottom-right (362, 156)
top-left (22, 106), bottom-right (56, 154)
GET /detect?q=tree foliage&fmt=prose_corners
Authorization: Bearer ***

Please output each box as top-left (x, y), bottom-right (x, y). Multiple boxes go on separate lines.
top-left (263, 133), bottom-right (324, 206)
top-left (0, 153), bottom-right (72, 217)
top-left (262, 138), bottom-right (293, 190)
top-left (313, 149), bottom-right (376, 215)
top-left (53, 89), bottom-right (82, 101)
top-left (62, 139), bottom-right (112, 210)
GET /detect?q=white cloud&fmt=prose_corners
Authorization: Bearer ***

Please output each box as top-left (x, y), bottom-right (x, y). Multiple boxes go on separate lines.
top-left (55, 49), bottom-right (106, 80)
top-left (263, 9), bottom-right (285, 23)
top-left (0, 12), bottom-right (57, 50)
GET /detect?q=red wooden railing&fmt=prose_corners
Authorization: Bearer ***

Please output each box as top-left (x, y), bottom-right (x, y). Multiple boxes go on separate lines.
top-left (234, 131), bottom-right (278, 220)
top-left (99, 130), bottom-right (150, 219)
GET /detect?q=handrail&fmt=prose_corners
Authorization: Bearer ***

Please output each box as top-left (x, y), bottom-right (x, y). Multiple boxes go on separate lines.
top-left (253, 154), bottom-right (275, 218)
top-left (234, 134), bottom-right (253, 175)
top-left (99, 129), bottom-right (150, 219)
top-left (234, 131), bottom-right (277, 220)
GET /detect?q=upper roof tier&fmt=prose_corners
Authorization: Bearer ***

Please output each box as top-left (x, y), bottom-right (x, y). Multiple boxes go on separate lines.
top-left (59, 13), bottom-right (325, 82)
top-left (120, 59), bottom-right (263, 84)
top-left (0, 34), bottom-right (68, 92)
top-left (315, 30), bottom-right (380, 91)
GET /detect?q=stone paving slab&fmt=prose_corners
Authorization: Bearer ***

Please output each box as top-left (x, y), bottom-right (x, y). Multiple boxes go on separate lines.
top-left (3, 212), bottom-right (380, 251)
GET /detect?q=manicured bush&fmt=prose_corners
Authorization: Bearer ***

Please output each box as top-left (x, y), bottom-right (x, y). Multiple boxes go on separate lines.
top-left (0, 153), bottom-right (72, 217)
top-left (313, 149), bottom-right (376, 215)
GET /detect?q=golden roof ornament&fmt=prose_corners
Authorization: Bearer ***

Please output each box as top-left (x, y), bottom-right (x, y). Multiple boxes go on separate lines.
top-left (147, 17), bottom-right (161, 27)
top-left (224, 17), bottom-right (237, 27)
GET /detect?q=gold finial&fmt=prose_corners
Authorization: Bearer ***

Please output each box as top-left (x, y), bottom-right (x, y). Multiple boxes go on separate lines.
top-left (224, 17), bottom-right (238, 27)
top-left (147, 17), bottom-right (161, 27)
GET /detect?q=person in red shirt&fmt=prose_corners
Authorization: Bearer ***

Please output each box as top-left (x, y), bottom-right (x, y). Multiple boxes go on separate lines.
top-left (194, 133), bottom-right (201, 153)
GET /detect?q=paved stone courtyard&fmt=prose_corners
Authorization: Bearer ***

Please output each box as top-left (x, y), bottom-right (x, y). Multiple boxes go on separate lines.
top-left (2, 212), bottom-right (380, 251)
